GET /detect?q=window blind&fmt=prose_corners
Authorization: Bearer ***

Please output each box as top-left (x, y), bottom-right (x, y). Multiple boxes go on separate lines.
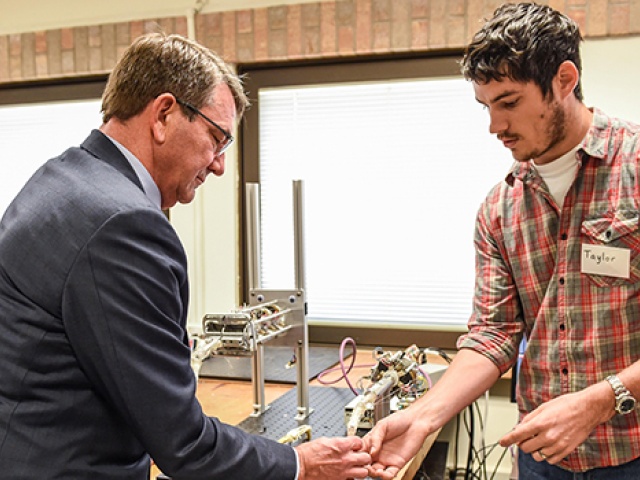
top-left (258, 77), bottom-right (514, 328)
top-left (0, 100), bottom-right (103, 216)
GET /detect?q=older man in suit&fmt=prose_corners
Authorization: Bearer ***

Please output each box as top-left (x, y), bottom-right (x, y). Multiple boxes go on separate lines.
top-left (0, 33), bottom-right (370, 479)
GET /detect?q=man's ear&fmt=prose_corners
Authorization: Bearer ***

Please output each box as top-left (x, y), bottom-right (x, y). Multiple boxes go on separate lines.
top-left (151, 93), bottom-right (177, 144)
top-left (554, 60), bottom-right (580, 100)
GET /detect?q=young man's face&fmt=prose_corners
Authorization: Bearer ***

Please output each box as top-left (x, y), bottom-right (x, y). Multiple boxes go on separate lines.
top-left (473, 77), bottom-right (567, 165)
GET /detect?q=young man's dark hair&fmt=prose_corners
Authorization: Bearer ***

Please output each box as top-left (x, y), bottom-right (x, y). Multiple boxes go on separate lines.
top-left (461, 2), bottom-right (584, 101)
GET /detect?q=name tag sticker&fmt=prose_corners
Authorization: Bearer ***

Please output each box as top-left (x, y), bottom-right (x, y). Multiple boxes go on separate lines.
top-left (581, 244), bottom-right (630, 279)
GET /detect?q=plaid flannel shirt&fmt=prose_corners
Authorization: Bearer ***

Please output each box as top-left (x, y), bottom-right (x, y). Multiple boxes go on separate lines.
top-left (457, 108), bottom-right (640, 472)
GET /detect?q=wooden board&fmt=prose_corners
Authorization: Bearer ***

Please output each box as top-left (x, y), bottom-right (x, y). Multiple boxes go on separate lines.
top-left (394, 429), bottom-right (441, 480)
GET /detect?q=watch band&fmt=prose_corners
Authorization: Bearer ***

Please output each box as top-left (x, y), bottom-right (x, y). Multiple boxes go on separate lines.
top-left (606, 375), bottom-right (637, 415)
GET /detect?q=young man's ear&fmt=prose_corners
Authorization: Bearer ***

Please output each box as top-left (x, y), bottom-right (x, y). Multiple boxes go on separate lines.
top-left (554, 60), bottom-right (580, 100)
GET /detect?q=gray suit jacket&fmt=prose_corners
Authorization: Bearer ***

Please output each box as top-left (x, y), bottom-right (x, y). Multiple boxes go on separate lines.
top-left (0, 130), bottom-right (296, 479)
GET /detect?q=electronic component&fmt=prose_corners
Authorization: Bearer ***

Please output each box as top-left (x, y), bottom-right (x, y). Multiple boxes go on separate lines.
top-left (344, 346), bottom-right (448, 433)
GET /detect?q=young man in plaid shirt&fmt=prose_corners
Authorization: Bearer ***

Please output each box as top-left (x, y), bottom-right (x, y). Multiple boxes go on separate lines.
top-left (364, 3), bottom-right (640, 479)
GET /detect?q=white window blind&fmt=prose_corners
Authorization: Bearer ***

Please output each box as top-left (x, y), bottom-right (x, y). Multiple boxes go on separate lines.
top-left (258, 77), bottom-right (513, 328)
top-left (0, 100), bottom-right (103, 217)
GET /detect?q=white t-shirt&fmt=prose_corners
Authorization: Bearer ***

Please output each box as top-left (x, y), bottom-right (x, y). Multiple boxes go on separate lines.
top-left (532, 145), bottom-right (580, 210)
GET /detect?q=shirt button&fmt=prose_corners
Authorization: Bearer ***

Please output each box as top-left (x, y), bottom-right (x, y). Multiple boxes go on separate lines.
top-left (559, 324), bottom-right (565, 331)
top-left (562, 368), bottom-right (568, 375)
top-left (606, 230), bottom-right (612, 239)
top-left (559, 277), bottom-right (565, 285)
top-left (561, 233), bottom-right (568, 240)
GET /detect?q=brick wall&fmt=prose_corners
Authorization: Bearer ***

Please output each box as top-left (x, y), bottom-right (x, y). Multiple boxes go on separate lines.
top-left (1, 0), bottom-right (639, 84)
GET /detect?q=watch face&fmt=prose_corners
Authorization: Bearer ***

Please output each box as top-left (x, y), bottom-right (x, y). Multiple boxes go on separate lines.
top-left (620, 398), bottom-right (636, 413)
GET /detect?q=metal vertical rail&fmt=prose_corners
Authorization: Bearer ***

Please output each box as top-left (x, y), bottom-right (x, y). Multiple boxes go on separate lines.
top-left (293, 180), bottom-right (306, 292)
top-left (245, 183), bottom-right (262, 293)
top-left (245, 183), bottom-right (268, 416)
top-left (292, 180), bottom-right (311, 421)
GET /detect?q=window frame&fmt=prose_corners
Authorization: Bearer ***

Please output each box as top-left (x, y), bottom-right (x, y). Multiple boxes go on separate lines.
top-left (238, 52), bottom-right (468, 350)
top-left (0, 76), bottom-right (107, 106)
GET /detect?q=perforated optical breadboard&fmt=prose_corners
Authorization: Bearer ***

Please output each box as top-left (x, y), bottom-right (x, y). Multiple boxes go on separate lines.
top-left (237, 386), bottom-right (356, 439)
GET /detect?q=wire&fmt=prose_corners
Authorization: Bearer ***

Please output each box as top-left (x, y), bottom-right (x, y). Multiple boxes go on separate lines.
top-left (315, 337), bottom-right (372, 395)
top-left (449, 397), bottom-right (512, 480)
top-left (423, 347), bottom-right (454, 364)
top-left (465, 404), bottom-right (474, 480)
top-left (450, 413), bottom-right (461, 480)
top-left (417, 365), bottom-right (433, 389)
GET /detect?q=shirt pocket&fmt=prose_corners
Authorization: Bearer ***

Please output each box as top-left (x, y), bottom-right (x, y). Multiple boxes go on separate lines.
top-left (581, 211), bottom-right (640, 287)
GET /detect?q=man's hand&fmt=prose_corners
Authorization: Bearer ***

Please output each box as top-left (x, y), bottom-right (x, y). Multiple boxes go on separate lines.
top-left (362, 408), bottom-right (432, 480)
top-left (295, 436), bottom-right (371, 480)
top-left (500, 382), bottom-right (614, 464)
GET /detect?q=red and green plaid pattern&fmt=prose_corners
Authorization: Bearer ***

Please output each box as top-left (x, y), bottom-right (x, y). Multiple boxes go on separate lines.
top-left (457, 109), bottom-right (640, 472)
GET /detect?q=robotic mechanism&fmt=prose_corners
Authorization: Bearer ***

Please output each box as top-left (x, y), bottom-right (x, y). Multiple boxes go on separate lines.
top-left (190, 289), bottom-right (310, 421)
top-left (344, 345), bottom-right (447, 435)
top-left (187, 181), bottom-right (448, 449)
top-left (190, 181), bottom-right (312, 422)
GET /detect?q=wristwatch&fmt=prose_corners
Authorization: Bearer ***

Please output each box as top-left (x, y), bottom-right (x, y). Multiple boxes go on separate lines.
top-left (605, 375), bottom-right (637, 415)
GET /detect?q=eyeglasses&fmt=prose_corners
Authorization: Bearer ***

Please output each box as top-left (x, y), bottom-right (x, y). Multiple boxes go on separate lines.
top-left (175, 98), bottom-right (234, 155)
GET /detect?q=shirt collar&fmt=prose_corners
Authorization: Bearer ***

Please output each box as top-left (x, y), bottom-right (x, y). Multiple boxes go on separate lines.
top-left (581, 107), bottom-right (621, 163)
top-left (103, 135), bottom-right (163, 210)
